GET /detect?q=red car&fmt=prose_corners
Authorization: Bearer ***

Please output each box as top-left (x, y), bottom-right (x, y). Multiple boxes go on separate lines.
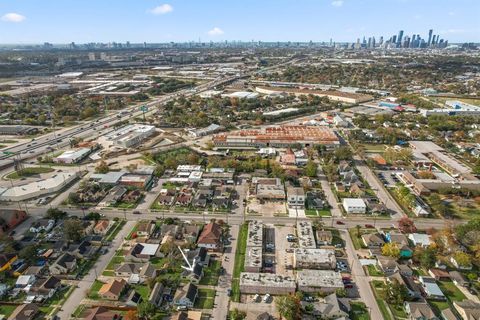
top-left (365, 224), bottom-right (375, 228)
top-left (336, 221), bottom-right (345, 225)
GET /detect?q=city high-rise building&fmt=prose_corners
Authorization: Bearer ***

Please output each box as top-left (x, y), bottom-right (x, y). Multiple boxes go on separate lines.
top-left (427, 29), bottom-right (433, 46)
top-left (397, 30), bottom-right (404, 46)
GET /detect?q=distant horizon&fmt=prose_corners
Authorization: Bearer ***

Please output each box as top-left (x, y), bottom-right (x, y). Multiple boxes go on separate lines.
top-left (1, 0), bottom-right (479, 43)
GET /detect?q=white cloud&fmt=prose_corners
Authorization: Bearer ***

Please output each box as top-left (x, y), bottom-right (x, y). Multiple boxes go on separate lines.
top-left (1, 13), bottom-right (26, 23)
top-left (207, 27), bottom-right (224, 36)
top-left (149, 4), bottom-right (173, 15)
top-left (331, 0), bottom-right (344, 7)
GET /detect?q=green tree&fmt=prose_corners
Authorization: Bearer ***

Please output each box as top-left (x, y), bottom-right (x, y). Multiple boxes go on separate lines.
top-left (63, 219), bottom-right (83, 242)
top-left (305, 160), bottom-right (317, 177)
top-left (137, 301), bottom-right (156, 319)
top-left (68, 192), bottom-right (80, 204)
top-left (45, 208), bottom-right (67, 220)
top-left (454, 252), bottom-right (472, 268)
top-left (95, 160), bottom-right (109, 174)
top-left (230, 308), bottom-right (247, 320)
top-left (383, 278), bottom-right (408, 305)
top-left (382, 243), bottom-right (401, 258)
top-left (276, 294), bottom-right (302, 320)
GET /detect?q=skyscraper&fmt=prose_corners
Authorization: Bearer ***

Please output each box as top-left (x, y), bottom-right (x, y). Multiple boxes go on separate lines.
top-left (397, 30), bottom-right (404, 46)
top-left (427, 29), bottom-right (433, 46)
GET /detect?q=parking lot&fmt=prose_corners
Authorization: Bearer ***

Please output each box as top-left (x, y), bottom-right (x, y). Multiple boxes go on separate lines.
top-left (375, 170), bottom-right (402, 187)
top-left (272, 225), bottom-right (296, 276)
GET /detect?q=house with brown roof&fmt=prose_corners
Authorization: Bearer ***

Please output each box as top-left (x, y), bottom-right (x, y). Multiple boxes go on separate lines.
top-left (83, 306), bottom-right (121, 320)
top-left (453, 300), bottom-right (480, 320)
top-left (197, 222), bottom-right (223, 251)
top-left (98, 278), bottom-right (127, 301)
top-left (428, 268), bottom-right (451, 281)
top-left (136, 220), bottom-right (156, 237)
top-left (404, 301), bottom-right (438, 320)
top-left (93, 220), bottom-right (111, 235)
top-left (361, 233), bottom-right (385, 249)
top-left (7, 303), bottom-right (39, 320)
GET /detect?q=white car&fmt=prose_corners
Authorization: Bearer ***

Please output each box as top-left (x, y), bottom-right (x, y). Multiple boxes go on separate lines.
top-left (263, 294), bottom-right (271, 303)
top-left (253, 294), bottom-right (260, 302)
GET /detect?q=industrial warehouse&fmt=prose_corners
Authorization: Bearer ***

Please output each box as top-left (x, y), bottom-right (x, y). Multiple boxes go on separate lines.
top-left (213, 125), bottom-right (340, 148)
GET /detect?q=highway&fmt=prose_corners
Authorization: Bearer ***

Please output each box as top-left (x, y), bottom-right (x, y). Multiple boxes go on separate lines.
top-left (0, 74), bottom-right (240, 164)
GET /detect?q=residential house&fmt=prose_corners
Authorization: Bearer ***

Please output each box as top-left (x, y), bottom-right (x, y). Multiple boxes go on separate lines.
top-left (115, 262), bottom-right (158, 284)
top-left (361, 233), bottom-right (385, 249)
top-left (49, 253), bottom-right (77, 275)
top-left (342, 171), bottom-right (359, 187)
top-left (98, 278), bottom-right (127, 301)
top-left (172, 311), bottom-right (203, 320)
top-left (286, 185), bottom-right (305, 208)
top-left (404, 301), bottom-right (438, 320)
top-left (174, 283), bottom-right (198, 308)
top-left (126, 243), bottom-right (160, 263)
top-left (149, 282), bottom-right (165, 307)
top-left (69, 240), bottom-right (99, 259)
top-left (453, 300), bottom-right (480, 320)
top-left (428, 268), bottom-right (451, 281)
top-left (0, 253), bottom-right (17, 272)
top-left (26, 276), bottom-right (62, 302)
top-left (338, 161), bottom-right (351, 174)
top-left (408, 233), bottom-right (432, 247)
top-left (398, 264), bottom-right (413, 277)
top-left (93, 220), bottom-right (111, 235)
top-left (377, 256), bottom-right (399, 275)
top-left (15, 275), bottom-right (36, 288)
top-left (0, 283), bottom-right (9, 297)
top-left (126, 290), bottom-right (142, 307)
top-left (23, 266), bottom-right (46, 277)
top-left (136, 220), bottom-right (156, 237)
top-left (302, 293), bottom-right (351, 319)
top-left (449, 271), bottom-right (468, 287)
top-left (0, 209), bottom-right (27, 236)
top-left (83, 306), bottom-right (121, 320)
top-left (419, 276), bottom-right (446, 300)
top-left (7, 303), bottom-right (39, 320)
top-left (388, 272), bottom-right (421, 300)
top-left (197, 222), bottom-right (223, 251)
top-left (29, 219), bottom-right (55, 233)
top-left (157, 189), bottom-right (176, 206)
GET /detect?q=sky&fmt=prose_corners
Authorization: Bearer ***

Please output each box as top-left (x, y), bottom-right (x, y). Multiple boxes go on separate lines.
top-left (0, 0), bottom-right (479, 44)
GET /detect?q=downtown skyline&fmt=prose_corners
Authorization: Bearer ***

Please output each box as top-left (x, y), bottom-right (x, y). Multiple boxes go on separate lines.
top-left (0, 0), bottom-right (479, 44)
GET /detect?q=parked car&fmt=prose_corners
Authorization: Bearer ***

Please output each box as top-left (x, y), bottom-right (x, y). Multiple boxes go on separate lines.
top-left (133, 211), bottom-right (141, 215)
top-left (263, 294), bottom-right (271, 302)
top-left (336, 221), bottom-right (345, 225)
top-left (365, 224), bottom-right (375, 228)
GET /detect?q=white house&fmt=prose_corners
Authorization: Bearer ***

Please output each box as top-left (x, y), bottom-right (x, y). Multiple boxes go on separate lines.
top-left (408, 233), bottom-right (432, 247)
top-left (342, 198), bottom-right (366, 214)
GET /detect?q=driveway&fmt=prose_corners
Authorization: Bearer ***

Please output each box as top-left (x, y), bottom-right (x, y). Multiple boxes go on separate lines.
top-left (353, 155), bottom-right (405, 220)
top-left (318, 164), bottom-right (342, 217)
top-left (55, 220), bottom-right (135, 319)
top-left (211, 224), bottom-right (239, 320)
top-left (341, 229), bottom-right (382, 319)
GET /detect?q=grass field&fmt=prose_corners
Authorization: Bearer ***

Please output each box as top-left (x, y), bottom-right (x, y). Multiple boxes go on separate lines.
top-left (105, 220), bottom-right (126, 242)
top-left (0, 305), bottom-right (18, 317)
top-left (199, 260), bottom-right (221, 286)
top-left (194, 288), bottom-right (216, 309)
top-left (350, 302), bottom-right (371, 320)
top-left (231, 223), bottom-right (248, 302)
top-left (366, 265), bottom-right (384, 277)
top-left (348, 227), bottom-right (368, 249)
top-left (5, 166), bottom-right (54, 179)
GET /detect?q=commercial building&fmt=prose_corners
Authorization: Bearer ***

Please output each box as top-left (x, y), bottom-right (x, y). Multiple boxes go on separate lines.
top-left (188, 124), bottom-right (224, 138)
top-left (342, 198), bottom-right (367, 214)
top-left (297, 221), bottom-right (316, 249)
top-left (53, 148), bottom-right (91, 164)
top-left (102, 124), bottom-right (156, 148)
top-left (293, 249), bottom-right (336, 269)
top-left (251, 177), bottom-right (285, 200)
top-left (239, 272), bottom-right (296, 295)
top-left (256, 86), bottom-right (373, 104)
top-left (0, 125), bottom-right (39, 136)
top-left (213, 125), bottom-right (339, 149)
top-left (420, 100), bottom-right (480, 117)
top-left (0, 172), bottom-right (79, 202)
top-left (296, 270), bottom-right (344, 293)
top-left (224, 91), bottom-right (259, 99)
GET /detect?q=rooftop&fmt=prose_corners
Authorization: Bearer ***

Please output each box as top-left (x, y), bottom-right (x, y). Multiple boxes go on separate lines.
top-left (239, 272), bottom-right (296, 288)
top-left (296, 270), bottom-right (344, 288)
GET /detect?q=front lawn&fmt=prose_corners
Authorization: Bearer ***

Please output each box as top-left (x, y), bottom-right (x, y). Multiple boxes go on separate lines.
top-left (438, 281), bottom-right (466, 302)
top-left (88, 280), bottom-right (104, 300)
top-left (366, 265), bottom-right (384, 277)
top-left (199, 260), bottom-right (222, 286)
top-left (194, 288), bottom-right (216, 309)
top-left (231, 223), bottom-right (248, 302)
top-left (348, 227), bottom-right (368, 249)
top-left (0, 304), bottom-right (18, 317)
top-left (350, 302), bottom-right (371, 320)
